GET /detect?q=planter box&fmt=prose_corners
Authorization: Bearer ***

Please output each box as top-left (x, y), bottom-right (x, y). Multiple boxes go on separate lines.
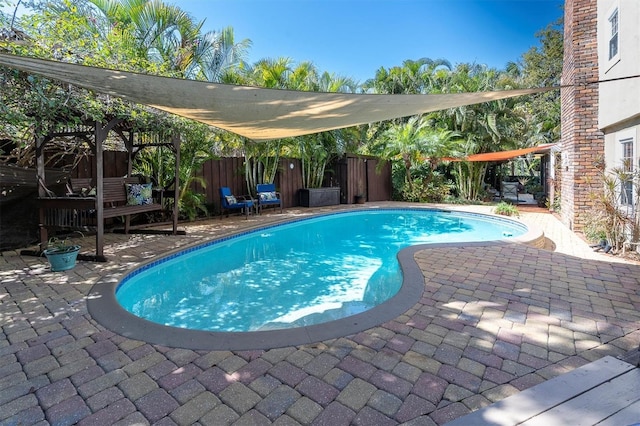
top-left (299, 187), bottom-right (341, 207)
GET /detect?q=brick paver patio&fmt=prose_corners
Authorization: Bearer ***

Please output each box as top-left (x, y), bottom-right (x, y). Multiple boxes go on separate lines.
top-left (1, 203), bottom-right (639, 425)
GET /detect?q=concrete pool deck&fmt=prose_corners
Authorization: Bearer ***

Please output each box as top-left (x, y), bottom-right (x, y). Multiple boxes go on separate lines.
top-left (1, 203), bottom-right (639, 425)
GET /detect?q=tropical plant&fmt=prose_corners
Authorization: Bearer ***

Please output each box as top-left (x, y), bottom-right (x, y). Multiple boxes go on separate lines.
top-left (371, 116), bottom-right (458, 201)
top-left (133, 120), bottom-right (221, 220)
top-left (81, 0), bottom-right (203, 76)
top-left (400, 167), bottom-right (453, 203)
top-left (238, 60), bottom-right (359, 190)
top-left (44, 234), bottom-right (82, 252)
top-left (493, 201), bottom-right (519, 217)
top-left (244, 138), bottom-right (283, 193)
top-left (362, 57), bottom-right (452, 95)
top-left (586, 159), bottom-right (640, 253)
top-left (430, 63), bottom-right (530, 200)
top-left (377, 116), bottom-right (429, 193)
top-left (195, 26), bottom-right (251, 82)
top-left (299, 134), bottom-right (329, 189)
top-left (451, 158), bottom-right (488, 201)
top-left (39, 230), bottom-right (84, 271)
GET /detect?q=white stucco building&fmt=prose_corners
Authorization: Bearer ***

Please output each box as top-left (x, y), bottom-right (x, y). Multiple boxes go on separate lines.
top-left (599, 0), bottom-right (640, 207)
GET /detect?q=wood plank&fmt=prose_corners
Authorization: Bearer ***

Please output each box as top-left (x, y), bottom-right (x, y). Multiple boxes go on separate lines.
top-left (444, 356), bottom-right (636, 426)
top-left (596, 399), bottom-right (640, 425)
top-left (522, 368), bottom-right (640, 426)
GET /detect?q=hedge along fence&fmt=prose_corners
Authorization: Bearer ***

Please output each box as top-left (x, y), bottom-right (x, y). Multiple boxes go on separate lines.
top-left (71, 153), bottom-right (391, 214)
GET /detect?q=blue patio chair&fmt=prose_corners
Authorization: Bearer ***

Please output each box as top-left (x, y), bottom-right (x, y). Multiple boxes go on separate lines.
top-left (256, 183), bottom-right (282, 214)
top-left (219, 187), bottom-right (254, 219)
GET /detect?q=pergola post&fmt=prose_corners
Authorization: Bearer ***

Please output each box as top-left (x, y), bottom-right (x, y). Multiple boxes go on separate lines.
top-left (124, 128), bottom-right (134, 234)
top-left (94, 121), bottom-right (105, 259)
top-left (35, 128), bottom-right (48, 249)
top-left (172, 134), bottom-right (180, 235)
top-left (94, 118), bottom-right (123, 260)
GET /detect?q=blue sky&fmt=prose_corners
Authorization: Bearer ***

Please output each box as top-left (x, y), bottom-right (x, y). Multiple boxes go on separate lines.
top-left (175, 0), bottom-right (564, 82)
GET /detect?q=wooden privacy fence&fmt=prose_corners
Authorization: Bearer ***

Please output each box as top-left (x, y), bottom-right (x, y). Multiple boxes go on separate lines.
top-left (71, 153), bottom-right (391, 213)
top-left (195, 155), bottom-right (391, 212)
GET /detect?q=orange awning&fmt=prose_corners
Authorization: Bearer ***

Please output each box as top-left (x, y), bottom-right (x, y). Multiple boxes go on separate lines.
top-left (446, 143), bottom-right (556, 162)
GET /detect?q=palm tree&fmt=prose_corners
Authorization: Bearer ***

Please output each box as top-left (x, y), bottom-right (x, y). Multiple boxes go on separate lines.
top-left (362, 57), bottom-right (451, 95)
top-left (374, 116), bottom-right (456, 194)
top-left (83, 0), bottom-right (249, 80)
top-left (430, 63), bottom-right (529, 199)
top-left (84, 0), bottom-right (201, 75)
top-left (247, 57), bottom-right (295, 88)
top-left (194, 26), bottom-right (251, 82)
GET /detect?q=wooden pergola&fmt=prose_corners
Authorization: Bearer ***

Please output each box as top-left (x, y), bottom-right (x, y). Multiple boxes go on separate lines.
top-left (34, 116), bottom-right (181, 261)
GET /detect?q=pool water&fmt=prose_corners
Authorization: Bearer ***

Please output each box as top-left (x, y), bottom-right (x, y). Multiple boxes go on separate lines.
top-left (117, 209), bottom-right (526, 332)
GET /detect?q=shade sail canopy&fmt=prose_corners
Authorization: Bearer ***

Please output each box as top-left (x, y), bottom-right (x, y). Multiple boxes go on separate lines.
top-left (0, 53), bottom-right (557, 141)
top-left (447, 143), bottom-right (557, 162)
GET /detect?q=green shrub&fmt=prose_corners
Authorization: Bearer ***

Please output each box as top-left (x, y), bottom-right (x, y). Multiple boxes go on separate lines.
top-left (493, 201), bottom-right (520, 217)
top-left (523, 176), bottom-right (541, 194)
top-left (392, 163), bottom-right (453, 203)
top-left (178, 190), bottom-right (208, 221)
top-left (582, 211), bottom-right (608, 243)
top-left (401, 177), bottom-right (453, 203)
top-left (442, 196), bottom-right (483, 205)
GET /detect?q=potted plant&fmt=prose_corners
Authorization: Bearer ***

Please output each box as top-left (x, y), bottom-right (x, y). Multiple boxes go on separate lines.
top-left (43, 237), bottom-right (81, 272)
top-left (298, 134), bottom-right (341, 207)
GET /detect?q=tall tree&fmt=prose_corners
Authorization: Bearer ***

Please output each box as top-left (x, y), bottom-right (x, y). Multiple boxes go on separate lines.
top-left (429, 63), bottom-right (529, 199)
top-left (521, 17), bottom-right (563, 144)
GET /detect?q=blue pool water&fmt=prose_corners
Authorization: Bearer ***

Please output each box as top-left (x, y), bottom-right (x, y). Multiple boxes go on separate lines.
top-left (117, 209), bottom-right (527, 332)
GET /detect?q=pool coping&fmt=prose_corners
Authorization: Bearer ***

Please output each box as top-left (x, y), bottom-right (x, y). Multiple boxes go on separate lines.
top-left (86, 208), bottom-right (543, 350)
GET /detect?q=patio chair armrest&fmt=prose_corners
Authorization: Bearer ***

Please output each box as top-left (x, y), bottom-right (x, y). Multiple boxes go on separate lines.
top-left (236, 194), bottom-right (254, 202)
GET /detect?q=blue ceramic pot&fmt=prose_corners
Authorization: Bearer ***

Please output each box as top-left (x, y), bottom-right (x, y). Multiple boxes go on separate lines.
top-left (43, 245), bottom-right (81, 272)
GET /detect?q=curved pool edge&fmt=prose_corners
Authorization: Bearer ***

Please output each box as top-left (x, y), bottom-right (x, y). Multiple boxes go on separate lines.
top-left (86, 207), bottom-right (544, 351)
top-left (86, 247), bottom-right (426, 351)
top-left (505, 218), bottom-right (545, 249)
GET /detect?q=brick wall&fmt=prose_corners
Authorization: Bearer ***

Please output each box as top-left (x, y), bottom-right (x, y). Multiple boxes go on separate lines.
top-left (560, 0), bottom-right (605, 230)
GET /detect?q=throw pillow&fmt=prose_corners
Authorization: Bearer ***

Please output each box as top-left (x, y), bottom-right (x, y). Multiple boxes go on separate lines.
top-left (126, 183), bottom-right (153, 206)
top-left (225, 195), bottom-right (237, 205)
top-left (259, 191), bottom-right (277, 201)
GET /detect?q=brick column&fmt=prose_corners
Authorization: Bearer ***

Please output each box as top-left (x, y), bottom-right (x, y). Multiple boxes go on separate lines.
top-left (560, 0), bottom-right (604, 230)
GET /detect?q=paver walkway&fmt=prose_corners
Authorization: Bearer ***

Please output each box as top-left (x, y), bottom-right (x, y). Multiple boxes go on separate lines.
top-left (1, 203), bottom-right (639, 425)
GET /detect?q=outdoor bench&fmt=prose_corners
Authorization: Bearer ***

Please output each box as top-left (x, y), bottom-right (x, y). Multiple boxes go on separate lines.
top-left (39, 176), bottom-right (162, 234)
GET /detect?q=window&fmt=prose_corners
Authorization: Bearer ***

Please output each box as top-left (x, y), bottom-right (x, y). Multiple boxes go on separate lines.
top-left (620, 138), bottom-right (633, 206)
top-left (609, 8), bottom-right (619, 60)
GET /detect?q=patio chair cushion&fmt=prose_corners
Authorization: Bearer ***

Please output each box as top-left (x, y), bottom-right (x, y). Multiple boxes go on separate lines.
top-left (259, 191), bottom-right (277, 201)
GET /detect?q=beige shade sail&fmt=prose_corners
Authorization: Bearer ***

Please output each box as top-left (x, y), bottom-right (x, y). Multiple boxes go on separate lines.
top-left (0, 53), bottom-right (557, 141)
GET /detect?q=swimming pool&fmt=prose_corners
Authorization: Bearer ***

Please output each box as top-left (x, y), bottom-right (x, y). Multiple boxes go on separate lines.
top-left (114, 209), bottom-right (527, 333)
